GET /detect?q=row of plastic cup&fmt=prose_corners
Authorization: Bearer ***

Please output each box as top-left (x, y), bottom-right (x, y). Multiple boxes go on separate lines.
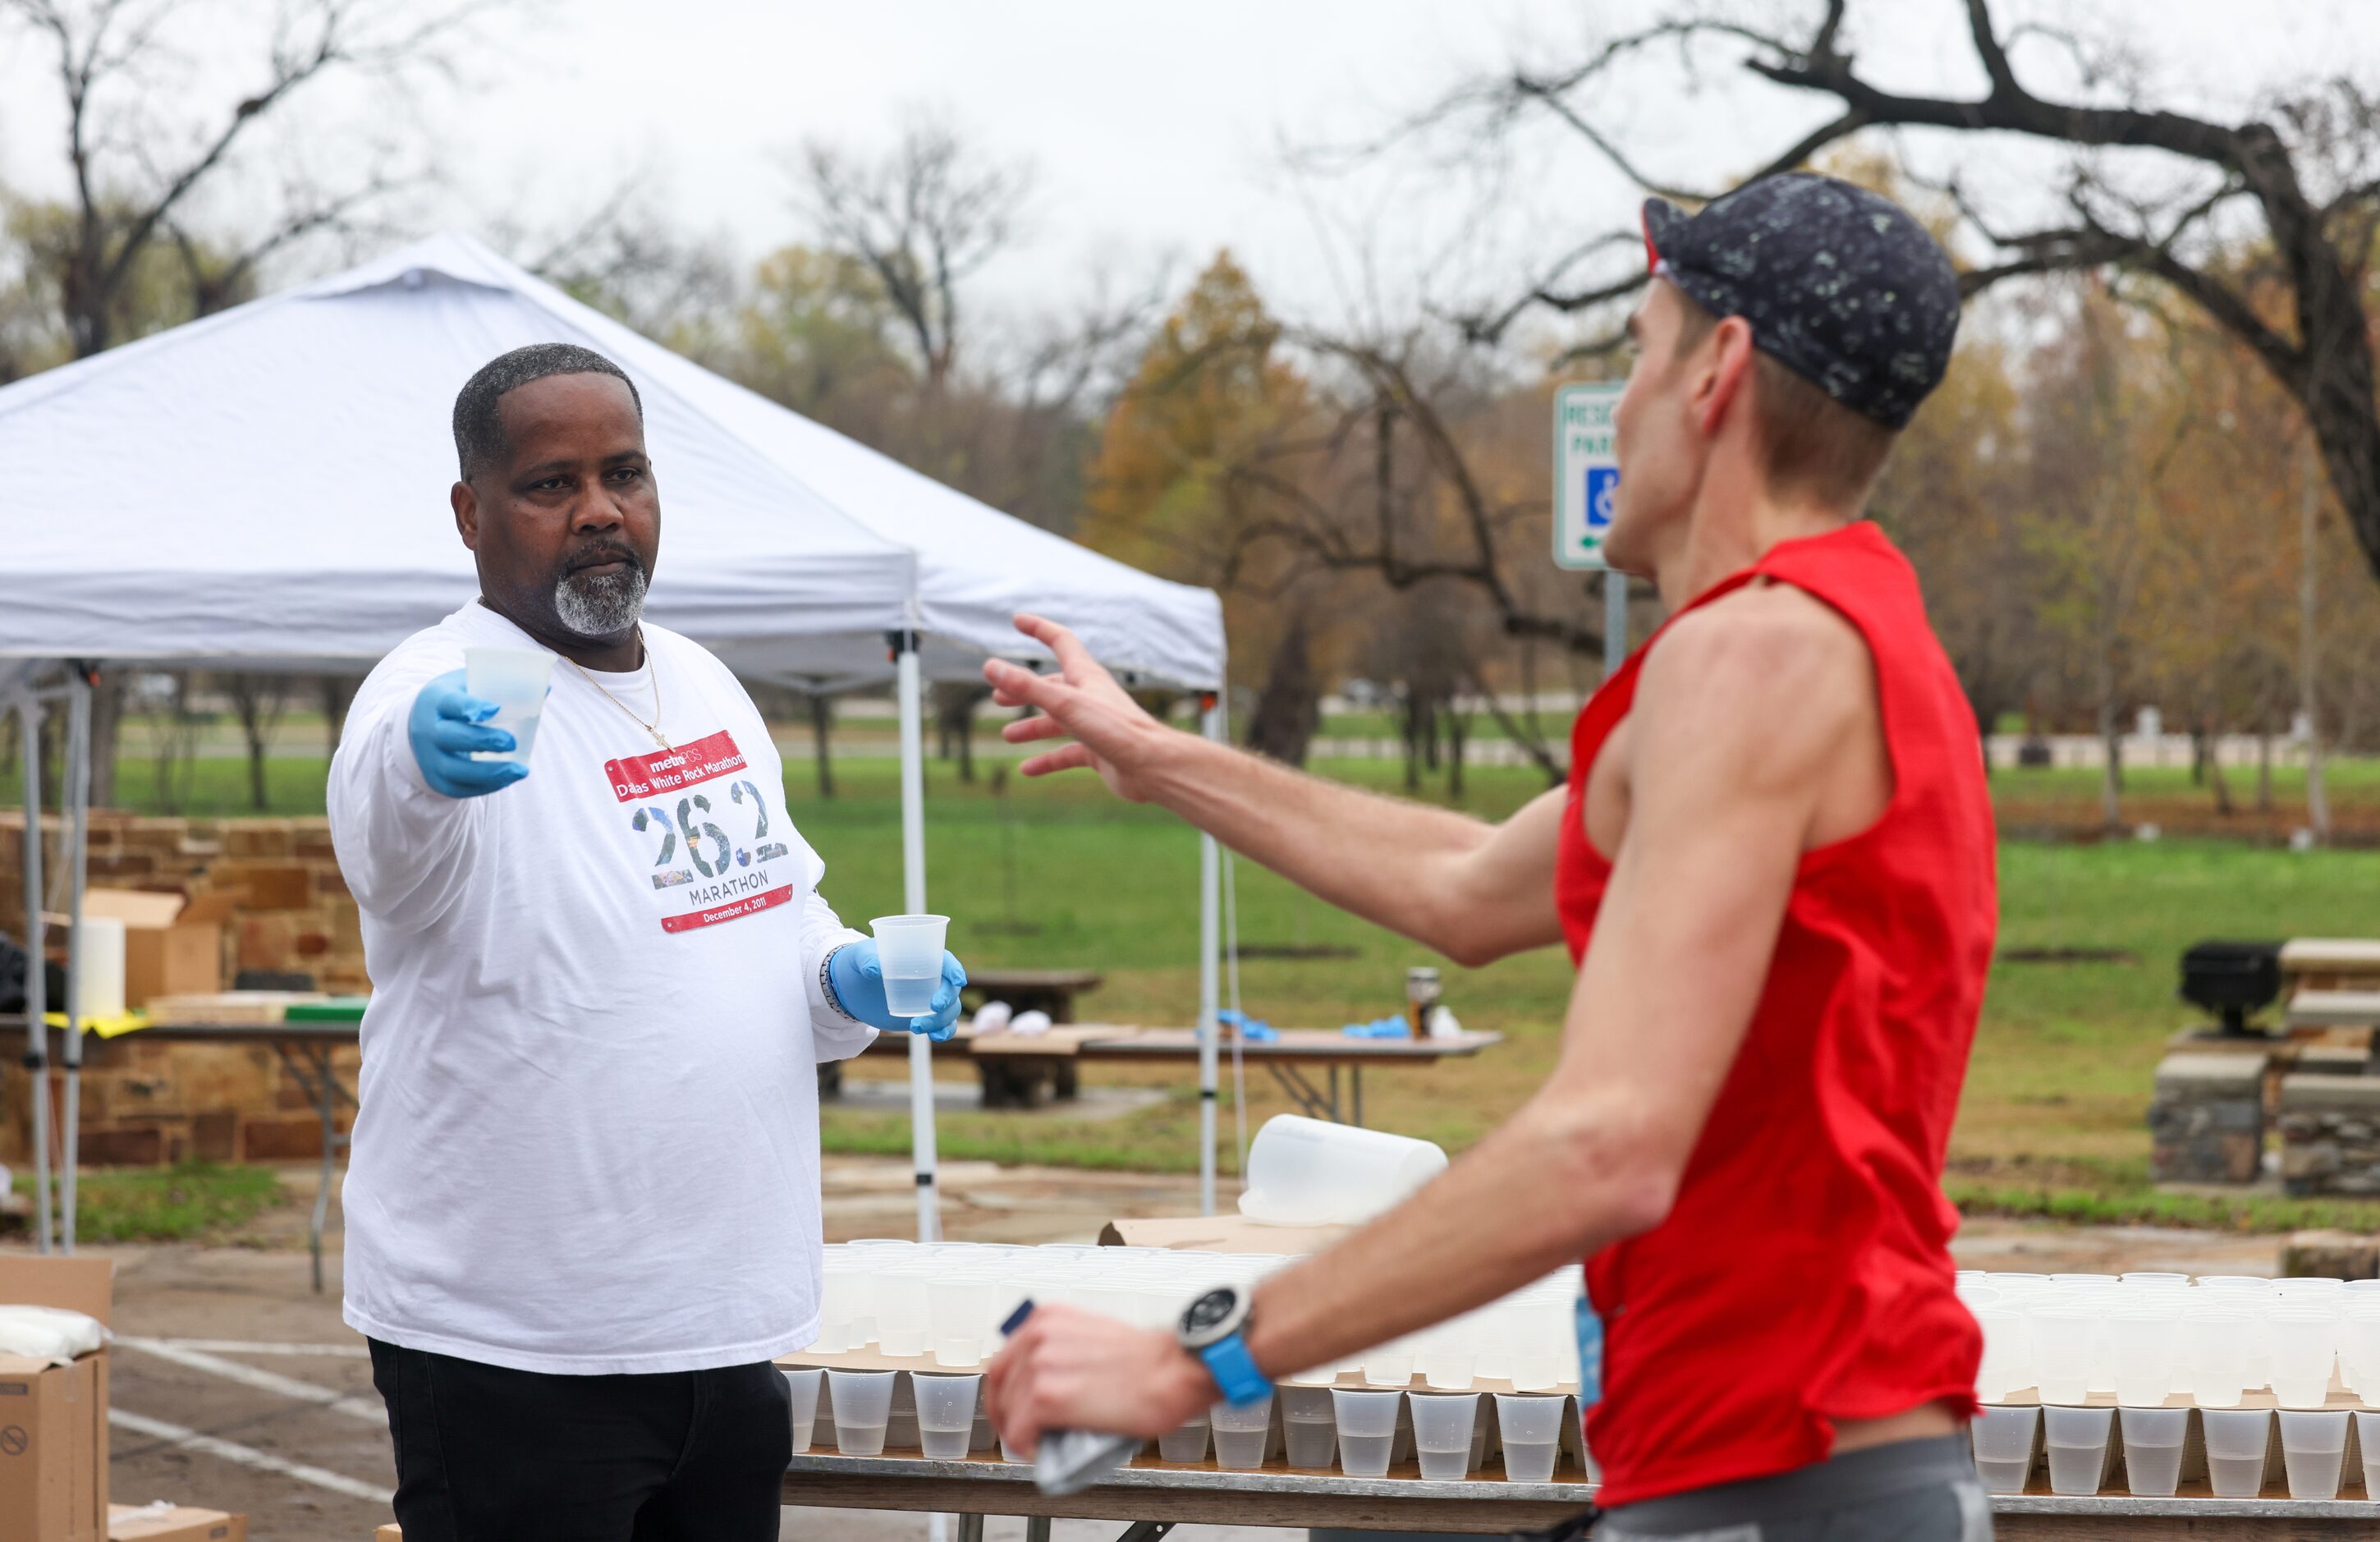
top-left (816, 1240), bottom-right (1585, 1391)
top-left (785, 1365), bottom-right (1585, 1481)
top-left (1960, 1270), bottom-right (2380, 1407)
top-left (1973, 1403), bottom-right (2380, 1499)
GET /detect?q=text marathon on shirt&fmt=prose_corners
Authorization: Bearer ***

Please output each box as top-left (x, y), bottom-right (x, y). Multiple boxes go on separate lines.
top-left (607, 730), bottom-right (796, 934)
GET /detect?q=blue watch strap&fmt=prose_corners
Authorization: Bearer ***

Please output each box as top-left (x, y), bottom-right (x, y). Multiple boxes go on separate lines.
top-left (1197, 1332), bottom-right (1272, 1407)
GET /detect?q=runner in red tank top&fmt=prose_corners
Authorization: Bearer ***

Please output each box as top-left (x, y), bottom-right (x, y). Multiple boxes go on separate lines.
top-left (983, 174), bottom-right (1997, 1540)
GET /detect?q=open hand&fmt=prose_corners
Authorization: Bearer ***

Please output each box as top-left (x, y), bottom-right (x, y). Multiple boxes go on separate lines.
top-left (981, 615), bottom-right (1176, 802)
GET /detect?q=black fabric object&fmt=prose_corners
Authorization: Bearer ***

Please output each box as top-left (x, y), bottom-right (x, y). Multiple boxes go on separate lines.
top-left (1642, 172), bottom-right (1963, 429)
top-left (0, 932), bottom-right (64, 1016)
top-left (368, 1339), bottom-right (791, 1542)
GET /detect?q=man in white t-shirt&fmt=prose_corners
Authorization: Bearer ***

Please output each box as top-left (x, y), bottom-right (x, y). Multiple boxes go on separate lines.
top-left (328, 342), bottom-right (968, 1542)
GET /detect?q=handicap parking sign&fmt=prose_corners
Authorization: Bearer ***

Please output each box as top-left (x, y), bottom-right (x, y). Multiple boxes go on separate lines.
top-left (1554, 383), bottom-right (1622, 570)
top-left (1586, 466), bottom-right (1618, 530)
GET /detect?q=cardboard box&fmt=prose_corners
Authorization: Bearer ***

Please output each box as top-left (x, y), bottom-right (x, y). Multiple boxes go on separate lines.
top-left (374, 1527), bottom-right (402, 1542)
top-left (75, 891), bottom-right (239, 1007)
top-left (107, 1504), bottom-right (246, 1542)
top-left (1098, 1214), bottom-right (1355, 1255)
top-left (0, 1255), bottom-right (112, 1542)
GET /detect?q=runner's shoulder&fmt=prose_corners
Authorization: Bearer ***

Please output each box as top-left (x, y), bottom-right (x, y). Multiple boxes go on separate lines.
top-left (1639, 581), bottom-right (1874, 737)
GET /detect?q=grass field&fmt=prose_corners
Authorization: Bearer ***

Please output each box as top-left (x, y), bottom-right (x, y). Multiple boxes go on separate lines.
top-left (11, 743), bottom-right (2380, 1233)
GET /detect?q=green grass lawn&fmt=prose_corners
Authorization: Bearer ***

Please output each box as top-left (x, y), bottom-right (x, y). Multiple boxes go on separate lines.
top-left (14, 743), bottom-right (2380, 1233)
top-left (9, 1162), bottom-right (285, 1242)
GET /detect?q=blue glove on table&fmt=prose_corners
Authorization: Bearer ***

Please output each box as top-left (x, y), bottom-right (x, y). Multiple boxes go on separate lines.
top-left (828, 942), bottom-right (968, 1040)
top-left (408, 668), bottom-right (527, 799)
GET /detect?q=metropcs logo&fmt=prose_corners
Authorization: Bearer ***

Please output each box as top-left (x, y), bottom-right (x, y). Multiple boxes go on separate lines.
top-left (608, 729), bottom-right (796, 935)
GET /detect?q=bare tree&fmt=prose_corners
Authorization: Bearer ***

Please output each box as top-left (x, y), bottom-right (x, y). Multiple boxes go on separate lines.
top-left (792, 113), bottom-right (1034, 393)
top-left (2, 0), bottom-right (489, 358)
top-left (222, 673), bottom-right (290, 812)
top-left (1430, 0), bottom-right (2380, 585)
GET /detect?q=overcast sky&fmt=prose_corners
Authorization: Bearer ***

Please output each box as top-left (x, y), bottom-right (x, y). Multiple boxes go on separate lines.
top-left (1, 0), bottom-right (2372, 336)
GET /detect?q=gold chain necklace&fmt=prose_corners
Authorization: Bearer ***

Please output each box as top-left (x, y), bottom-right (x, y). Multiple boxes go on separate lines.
top-left (569, 637), bottom-right (671, 751)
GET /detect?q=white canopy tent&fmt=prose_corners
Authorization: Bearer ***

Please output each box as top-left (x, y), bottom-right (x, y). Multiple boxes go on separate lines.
top-left (0, 233), bottom-right (1232, 1254)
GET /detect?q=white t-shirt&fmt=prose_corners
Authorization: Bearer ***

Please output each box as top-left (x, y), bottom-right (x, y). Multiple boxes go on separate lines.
top-left (328, 601), bottom-right (874, 1374)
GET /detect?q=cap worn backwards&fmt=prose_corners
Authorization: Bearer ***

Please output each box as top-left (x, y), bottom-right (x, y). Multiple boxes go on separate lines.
top-left (1642, 172), bottom-right (1961, 430)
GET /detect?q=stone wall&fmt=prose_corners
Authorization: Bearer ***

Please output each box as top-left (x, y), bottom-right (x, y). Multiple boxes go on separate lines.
top-left (2279, 1073), bottom-right (2380, 1196)
top-left (2148, 1052), bottom-right (2268, 1185)
top-left (2, 810), bottom-right (367, 1165)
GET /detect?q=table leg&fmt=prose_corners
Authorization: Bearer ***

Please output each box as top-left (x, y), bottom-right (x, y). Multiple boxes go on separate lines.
top-left (273, 1041), bottom-right (355, 1296)
top-left (1114, 1523), bottom-right (1173, 1542)
top-left (1024, 1520), bottom-right (1052, 1542)
top-left (955, 1515), bottom-right (984, 1542)
top-left (1328, 1064), bottom-right (1341, 1122)
top-left (1351, 1066), bottom-right (1364, 1128)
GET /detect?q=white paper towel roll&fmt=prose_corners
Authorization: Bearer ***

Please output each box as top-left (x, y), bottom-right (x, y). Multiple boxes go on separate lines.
top-left (71, 916), bottom-right (126, 1021)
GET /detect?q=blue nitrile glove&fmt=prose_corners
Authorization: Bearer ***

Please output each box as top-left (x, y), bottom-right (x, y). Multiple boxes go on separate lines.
top-left (828, 942), bottom-right (968, 1041)
top-left (407, 669), bottom-right (527, 799)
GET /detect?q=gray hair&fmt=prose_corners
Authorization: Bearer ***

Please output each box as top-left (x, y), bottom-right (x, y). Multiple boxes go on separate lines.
top-left (452, 342), bottom-right (644, 480)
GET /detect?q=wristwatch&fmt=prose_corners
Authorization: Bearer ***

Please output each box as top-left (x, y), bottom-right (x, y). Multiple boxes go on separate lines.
top-left (1179, 1285), bottom-right (1272, 1407)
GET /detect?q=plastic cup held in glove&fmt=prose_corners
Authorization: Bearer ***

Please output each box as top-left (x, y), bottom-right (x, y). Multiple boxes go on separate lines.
top-left (872, 915), bottom-right (951, 1017)
top-left (464, 647), bottom-right (554, 763)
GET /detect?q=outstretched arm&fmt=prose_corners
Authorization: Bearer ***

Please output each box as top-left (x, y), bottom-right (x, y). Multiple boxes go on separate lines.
top-left (984, 616), bottom-right (1564, 966)
top-left (985, 590), bottom-right (1881, 1450)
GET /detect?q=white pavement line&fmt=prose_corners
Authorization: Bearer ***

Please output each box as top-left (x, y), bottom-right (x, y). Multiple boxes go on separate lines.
top-left (119, 1336), bottom-right (386, 1423)
top-left (138, 1337), bottom-right (372, 1360)
top-left (108, 1408), bottom-right (394, 1505)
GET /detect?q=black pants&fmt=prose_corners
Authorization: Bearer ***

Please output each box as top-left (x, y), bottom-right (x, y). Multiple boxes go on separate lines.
top-left (368, 1338), bottom-right (791, 1542)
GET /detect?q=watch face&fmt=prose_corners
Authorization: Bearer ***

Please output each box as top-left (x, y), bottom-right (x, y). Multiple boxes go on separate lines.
top-left (1183, 1287), bottom-right (1238, 1336)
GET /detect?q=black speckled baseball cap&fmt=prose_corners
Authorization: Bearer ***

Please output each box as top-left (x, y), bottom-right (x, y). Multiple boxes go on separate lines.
top-left (1642, 172), bottom-right (1961, 429)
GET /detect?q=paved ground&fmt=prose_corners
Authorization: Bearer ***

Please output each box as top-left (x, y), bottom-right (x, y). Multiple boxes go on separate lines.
top-left (6, 1157), bottom-right (2303, 1540)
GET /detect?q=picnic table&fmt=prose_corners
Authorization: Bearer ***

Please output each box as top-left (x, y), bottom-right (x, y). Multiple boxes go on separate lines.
top-left (855, 1023), bottom-right (1502, 1126)
top-left (0, 1014), bottom-right (358, 1293)
top-left (781, 1451), bottom-right (2380, 1538)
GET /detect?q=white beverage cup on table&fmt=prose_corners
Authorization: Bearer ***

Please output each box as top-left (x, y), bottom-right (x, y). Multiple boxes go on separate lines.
top-left (871, 914), bottom-right (951, 1019)
top-left (463, 646), bottom-right (555, 763)
top-left (912, 1373), bottom-right (983, 1459)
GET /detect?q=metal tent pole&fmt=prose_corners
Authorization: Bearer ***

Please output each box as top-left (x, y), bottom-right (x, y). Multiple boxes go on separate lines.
top-left (1197, 695), bottom-right (1223, 1218)
top-left (62, 670), bottom-right (90, 1252)
top-left (892, 631), bottom-right (940, 1243)
top-left (18, 695), bottom-right (51, 1255)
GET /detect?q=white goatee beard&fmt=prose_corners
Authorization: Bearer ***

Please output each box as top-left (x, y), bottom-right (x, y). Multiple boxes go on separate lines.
top-left (553, 564), bottom-right (649, 639)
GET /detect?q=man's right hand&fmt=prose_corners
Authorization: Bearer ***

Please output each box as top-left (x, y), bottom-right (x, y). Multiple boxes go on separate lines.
top-left (407, 669), bottom-right (528, 799)
top-left (982, 615), bottom-right (1175, 801)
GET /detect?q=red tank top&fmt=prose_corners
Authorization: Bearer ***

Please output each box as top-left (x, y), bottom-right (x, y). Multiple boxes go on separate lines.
top-left (1557, 521), bottom-right (1996, 1508)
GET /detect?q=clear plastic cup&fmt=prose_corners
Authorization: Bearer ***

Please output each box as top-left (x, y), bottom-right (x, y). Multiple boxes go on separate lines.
top-left (2356, 1410), bottom-right (2380, 1496)
top-left (2201, 1407), bottom-right (2272, 1498)
top-left (2121, 1273), bottom-right (2191, 1286)
top-left (1282, 1385), bottom-right (1337, 1469)
top-left (2119, 1406), bottom-right (2187, 1496)
top-left (929, 1275), bottom-right (988, 1369)
top-left (2042, 1404), bottom-right (2113, 1495)
top-left (829, 1370), bottom-right (897, 1456)
top-left (1495, 1393), bottom-right (1568, 1483)
top-left (875, 1267), bottom-right (932, 1357)
top-left (1409, 1393), bottom-right (1479, 1480)
top-left (2280, 1409), bottom-right (2350, 1499)
top-left (1333, 1388), bottom-right (1402, 1477)
top-left (782, 1367), bottom-right (822, 1452)
top-left (1212, 1393), bottom-right (1275, 1470)
top-left (2108, 1307), bottom-right (2181, 1407)
top-left (1970, 1405), bottom-right (2038, 1494)
top-left (463, 646), bottom-right (555, 763)
top-left (870, 915), bottom-right (950, 1017)
top-left (1363, 1339), bottom-right (1416, 1388)
top-left (2029, 1302), bottom-right (2098, 1406)
top-left (2268, 1306), bottom-right (2339, 1408)
top-left (1158, 1413), bottom-right (1211, 1464)
top-left (1972, 1306), bottom-right (2025, 1402)
top-left (2185, 1309), bottom-right (2255, 1407)
top-left (912, 1374), bottom-right (981, 1459)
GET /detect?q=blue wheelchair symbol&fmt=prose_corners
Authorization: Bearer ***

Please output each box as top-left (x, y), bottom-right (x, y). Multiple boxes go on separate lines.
top-left (1585, 466), bottom-right (1618, 530)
